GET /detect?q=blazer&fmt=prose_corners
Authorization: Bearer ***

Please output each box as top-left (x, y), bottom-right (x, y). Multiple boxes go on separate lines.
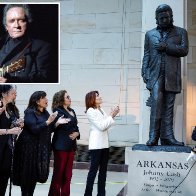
top-left (0, 35), bottom-right (57, 83)
top-left (86, 107), bottom-right (115, 150)
top-left (19, 108), bottom-right (52, 143)
top-left (142, 25), bottom-right (189, 93)
top-left (51, 107), bottom-right (80, 151)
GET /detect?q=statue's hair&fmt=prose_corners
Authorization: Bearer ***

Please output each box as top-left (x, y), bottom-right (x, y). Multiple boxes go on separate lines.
top-left (155, 4), bottom-right (173, 25)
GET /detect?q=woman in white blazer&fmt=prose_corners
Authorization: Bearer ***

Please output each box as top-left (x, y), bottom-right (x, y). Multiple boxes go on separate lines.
top-left (84, 91), bottom-right (119, 196)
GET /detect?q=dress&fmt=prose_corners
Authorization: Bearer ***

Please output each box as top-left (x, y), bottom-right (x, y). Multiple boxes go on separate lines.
top-left (0, 111), bottom-right (13, 195)
top-left (13, 108), bottom-right (52, 189)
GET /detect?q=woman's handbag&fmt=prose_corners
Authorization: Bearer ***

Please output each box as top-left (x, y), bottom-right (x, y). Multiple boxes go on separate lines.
top-left (192, 127), bottom-right (196, 141)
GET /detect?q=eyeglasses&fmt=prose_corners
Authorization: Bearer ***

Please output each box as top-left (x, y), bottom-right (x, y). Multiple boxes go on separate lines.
top-left (66, 95), bottom-right (71, 99)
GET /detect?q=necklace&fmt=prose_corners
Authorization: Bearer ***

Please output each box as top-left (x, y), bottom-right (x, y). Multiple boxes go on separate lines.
top-left (65, 108), bottom-right (74, 117)
top-left (98, 108), bottom-right (104, 115)
top-left (5, 109), bottom-right (10, 119)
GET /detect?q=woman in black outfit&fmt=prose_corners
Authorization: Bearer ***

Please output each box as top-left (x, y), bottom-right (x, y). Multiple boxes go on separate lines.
top-left (0, 85), bottom-right (22, 196)
top-left (49, 90), bottom-right (80, 196)
top-left (13, 91), bottom-right (66, 196)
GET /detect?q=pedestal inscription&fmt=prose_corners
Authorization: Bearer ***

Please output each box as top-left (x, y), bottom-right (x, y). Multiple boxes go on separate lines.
top-left (128, 149), bottom-right (196, 196)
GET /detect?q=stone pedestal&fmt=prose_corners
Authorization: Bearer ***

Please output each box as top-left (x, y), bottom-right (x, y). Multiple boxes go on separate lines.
top-left (128, 145), bottom-right (196, 196)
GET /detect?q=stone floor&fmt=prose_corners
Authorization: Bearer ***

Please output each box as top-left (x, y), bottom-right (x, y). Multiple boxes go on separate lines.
top-left (6, 168), bottom-right (128, 196)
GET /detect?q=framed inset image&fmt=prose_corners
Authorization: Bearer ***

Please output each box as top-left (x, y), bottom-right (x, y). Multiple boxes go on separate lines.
top-left (0, 3), bottom-right (59, 83)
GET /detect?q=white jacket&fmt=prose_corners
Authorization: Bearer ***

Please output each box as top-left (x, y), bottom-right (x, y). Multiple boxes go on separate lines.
top-left (86, 107), bottom-right (115, 150)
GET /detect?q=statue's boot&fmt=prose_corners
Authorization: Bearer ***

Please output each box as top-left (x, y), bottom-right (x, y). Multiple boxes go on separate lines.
top-left (161, 137), bottom-right (184, 146)
top-left (146, 119), bottom-right (161, 146)
top-left (160, 119), bottom-right (184, 146)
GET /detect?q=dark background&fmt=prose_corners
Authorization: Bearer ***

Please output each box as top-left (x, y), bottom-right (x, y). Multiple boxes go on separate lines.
top-left (0, 4), bottom-right (59, 83)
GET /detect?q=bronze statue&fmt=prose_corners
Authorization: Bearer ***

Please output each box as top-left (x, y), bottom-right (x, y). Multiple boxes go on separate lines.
top-left (141, 4), bottom-right (189, 146)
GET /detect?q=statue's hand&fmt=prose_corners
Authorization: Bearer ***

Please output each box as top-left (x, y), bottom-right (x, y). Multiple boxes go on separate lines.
top-left (143, 74), bottom-right (148, 83)
top-left (154, 42), bottom-right (167, 51)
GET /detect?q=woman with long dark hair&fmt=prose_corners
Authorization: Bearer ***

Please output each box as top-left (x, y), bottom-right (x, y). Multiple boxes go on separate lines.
top-left (0, 85), bottom-right (22, 196)
top-left (13, 91), bottom-right (66, 196)
top-left (84, 91), bottom-right (119, 196)
top-left (49, 90), bottom-right (80, 196)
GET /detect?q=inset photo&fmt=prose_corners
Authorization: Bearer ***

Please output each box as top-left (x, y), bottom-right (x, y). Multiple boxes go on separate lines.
top-left (0, 3), bottom-right (59, 83)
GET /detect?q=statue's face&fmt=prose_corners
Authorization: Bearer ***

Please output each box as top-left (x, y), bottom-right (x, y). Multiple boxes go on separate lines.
top-left (157, 11), bottom-right (171, 28)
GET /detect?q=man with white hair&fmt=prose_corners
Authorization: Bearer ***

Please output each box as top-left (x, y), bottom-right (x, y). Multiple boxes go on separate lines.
top-left (0, 4), bottom-right (55, 83)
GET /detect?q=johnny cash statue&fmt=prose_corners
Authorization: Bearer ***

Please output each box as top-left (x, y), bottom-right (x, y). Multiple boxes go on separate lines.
top-left (141, 4), bottom-right (189, 146)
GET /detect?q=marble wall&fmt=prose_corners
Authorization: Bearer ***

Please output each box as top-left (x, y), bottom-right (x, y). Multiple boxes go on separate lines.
top-left (59, 0), bottom-right (143, 146)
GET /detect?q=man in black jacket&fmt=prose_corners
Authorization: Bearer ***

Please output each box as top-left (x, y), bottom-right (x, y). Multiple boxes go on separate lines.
top-left (0, 4), bottom-right (58, 83)
top-left (142, 4), bottom-right (189, 146)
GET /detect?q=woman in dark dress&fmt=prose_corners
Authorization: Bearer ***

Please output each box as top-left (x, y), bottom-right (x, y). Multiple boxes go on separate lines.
top-left (0, 85), bottom-right (22, 196)
top-left (48, 90), bottom-right (80, 196)
top-left (13, 91), bottom-right (66, 196)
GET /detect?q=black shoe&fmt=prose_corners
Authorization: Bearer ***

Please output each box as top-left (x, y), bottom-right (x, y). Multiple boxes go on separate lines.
top-left (161, 138), bottom-right (184, 146)
top-left (146, 138), bottom-right (158, 146)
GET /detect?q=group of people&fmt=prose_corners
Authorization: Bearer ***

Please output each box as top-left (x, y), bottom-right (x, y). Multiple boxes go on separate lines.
top-left (0, 85), bottom-right (120, 196)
